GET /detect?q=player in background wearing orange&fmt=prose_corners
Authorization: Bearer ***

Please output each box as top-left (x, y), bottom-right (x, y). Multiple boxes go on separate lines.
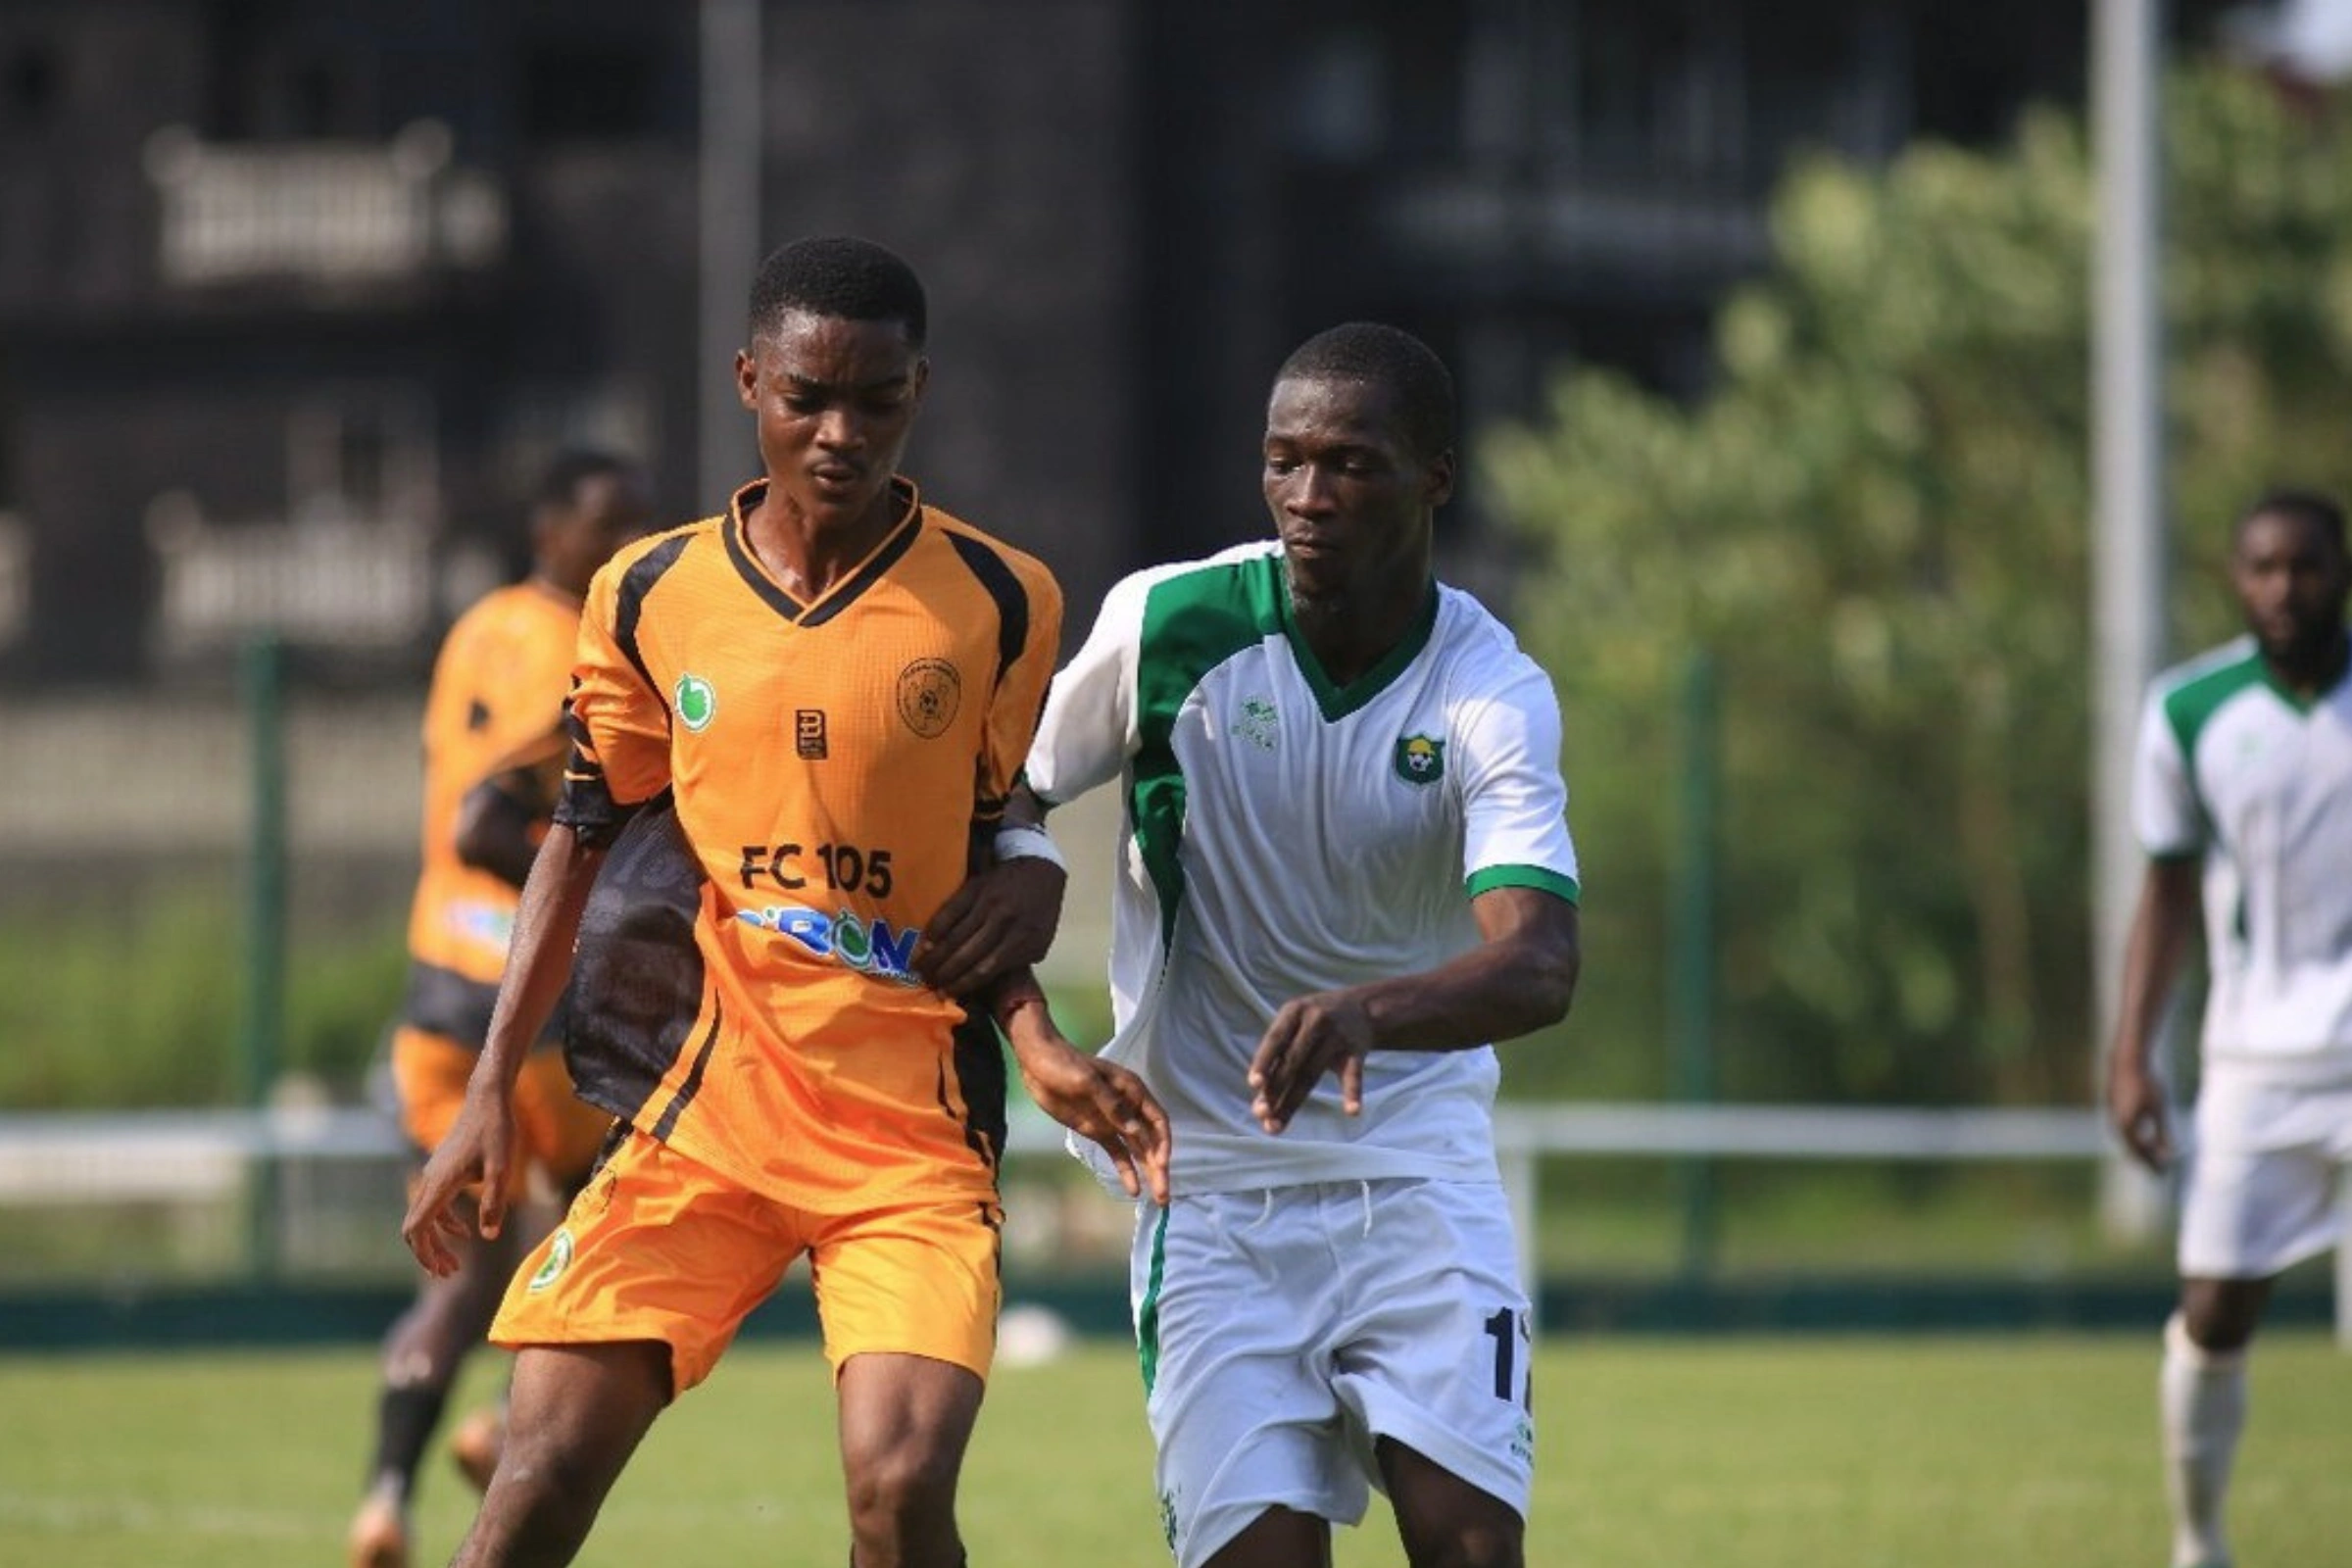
top-left (402, 235), bottom-right (1167, 1568)
top-left (349, 450), bottom-right (652, 1568)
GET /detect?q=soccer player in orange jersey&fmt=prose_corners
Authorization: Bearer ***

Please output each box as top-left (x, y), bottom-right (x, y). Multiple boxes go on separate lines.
top-left (402, 236), bottom-right (1168, 1568)
top-left (350, 450), bottom-right (652, 1568)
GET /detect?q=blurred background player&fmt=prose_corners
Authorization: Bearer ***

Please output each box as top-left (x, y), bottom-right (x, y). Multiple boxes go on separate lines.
top-left (1015, 321), bottom-right (1581, 1568)
top-left (2104, 488), bottom-right (2352, 1568)
top-left (349, 448), bottom-right (653, 1568)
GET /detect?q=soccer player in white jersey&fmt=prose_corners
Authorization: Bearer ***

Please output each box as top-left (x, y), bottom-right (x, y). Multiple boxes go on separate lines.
top-left (2104, 489), bottom-right (2352, 1568)
top-left (1012, 321), bottom-right (1581, 1568)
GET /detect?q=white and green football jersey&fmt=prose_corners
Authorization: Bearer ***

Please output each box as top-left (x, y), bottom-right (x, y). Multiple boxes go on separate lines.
top-left (2132, 634), bottom-right (2352, 1079)
top-left (1028, 542), bottom-right (1580, 1192)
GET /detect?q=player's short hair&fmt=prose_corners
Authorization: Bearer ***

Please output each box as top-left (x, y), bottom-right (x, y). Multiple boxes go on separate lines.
top-left (534, 448), bottom-right (637, 513)
top-left (748, 235), bottom-right (927, 348)
top-left (1276, 321), bottom-right (1456, 462)
top-left (2239, 487), bottom-right (2347, 554)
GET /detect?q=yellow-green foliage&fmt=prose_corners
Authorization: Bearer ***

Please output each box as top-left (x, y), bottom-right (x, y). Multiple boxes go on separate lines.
top-left (1486, 65), bottom-right (2352, 1106)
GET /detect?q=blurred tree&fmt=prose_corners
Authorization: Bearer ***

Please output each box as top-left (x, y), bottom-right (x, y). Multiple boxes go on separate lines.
top-left (1484, 63), bottom-right (2352, 1106)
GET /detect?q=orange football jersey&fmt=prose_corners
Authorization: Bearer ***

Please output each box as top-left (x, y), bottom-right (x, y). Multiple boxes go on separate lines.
top-left (554, 477), bottom-right (1062, 1211)
top-left (404, 580), bottom-right (582, 1044)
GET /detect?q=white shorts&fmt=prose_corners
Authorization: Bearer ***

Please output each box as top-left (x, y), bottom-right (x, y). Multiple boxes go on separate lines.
top-left (1128, 1178), bottom-right (1534, 1568)
top-left (2178, 1073), bottom-right (2352, 1279)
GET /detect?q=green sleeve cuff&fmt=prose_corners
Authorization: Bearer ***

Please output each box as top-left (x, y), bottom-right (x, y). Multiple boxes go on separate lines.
top-left (1464, 865), bottom-right (1580, 905)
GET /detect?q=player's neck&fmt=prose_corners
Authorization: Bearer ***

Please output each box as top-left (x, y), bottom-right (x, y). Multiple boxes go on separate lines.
top-left (743, 479), bottom-right (908, 602)
top-left (1289, 575), bottom-right (1430, 688)
top-left (2265, 627), bottom-right (2350, 699)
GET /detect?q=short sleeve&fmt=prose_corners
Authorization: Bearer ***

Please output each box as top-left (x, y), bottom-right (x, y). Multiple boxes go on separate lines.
top-left (2131, 685), bottom-right (2204, 859)
top-left (1025, 568), bottom-right (1152, 808)
top-left (1455, 655), bottom-right (1580, 905)
top-left (553, 559), bottom-right (674, 848)
top-left (973, 558), bottom-right (1064, 823)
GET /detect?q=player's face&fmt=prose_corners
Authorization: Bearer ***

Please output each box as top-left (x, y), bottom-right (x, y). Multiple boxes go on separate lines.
top-left (538, 468), bottom-right (655, 598)
top-left (736, 310), bottom-right (928, 532)
top-left (1261, 374), bottom-right (1454, 610)
top-left (2231, 508), bottom-right (2351, 667)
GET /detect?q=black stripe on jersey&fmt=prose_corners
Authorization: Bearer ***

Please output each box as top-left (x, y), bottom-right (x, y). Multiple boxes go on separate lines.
top-left (943, 1012), bottom-right (1008, 1173)
top-left (649, 994), bottom-right (724, 1143)
top-left (615, 533), bottom-right (693, 700)
top-left (798, 514), bottom-right (920, 629)
top-left (720, 494), bottom-right (923, 629)
top-left (553, 696), bottom-right (642, 849)
top-left (944, 531), bottom-right (1029, 682)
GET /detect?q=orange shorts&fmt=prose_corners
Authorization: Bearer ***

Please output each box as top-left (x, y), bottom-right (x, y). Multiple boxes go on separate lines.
top-left (391, 1025), bottom-right (612, 1197)
top-left (490, 1128), bottom-right (1004, 1397)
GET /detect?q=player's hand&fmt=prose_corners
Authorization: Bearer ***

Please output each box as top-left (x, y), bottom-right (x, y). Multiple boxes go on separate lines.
top-left (401, 1090), bottom-right (518, 1277)
top-left (1013, 1029), bottom-right (1172, 1204)
top-left (1248, 991), bottom-right (1374, 1135)
top-left (2106, 1054), bottom-right (2174, 1173)
top-left (918, 857), bottom-right (1067, 998)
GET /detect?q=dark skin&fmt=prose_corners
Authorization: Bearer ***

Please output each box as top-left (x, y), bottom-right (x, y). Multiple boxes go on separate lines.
top-left (1018, 369), bottom-right (1580, 1568)
top-left (403, 307), bottom-right (1165, 1568)
top-left (2104, 505), bottom-right (2351, 1353)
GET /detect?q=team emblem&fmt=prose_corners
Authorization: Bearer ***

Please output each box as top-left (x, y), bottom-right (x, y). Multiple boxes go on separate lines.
top-left (675, 673), bottom-right (717, 732)
top-left (897, 659), bottom-right (962, 738)
top-left (527, 1227), bottom-right (574, 1292)
top-left (1230, 696), bottom-right (1279, 750)
top-left (1394, 733), bottom-right (1446, 786)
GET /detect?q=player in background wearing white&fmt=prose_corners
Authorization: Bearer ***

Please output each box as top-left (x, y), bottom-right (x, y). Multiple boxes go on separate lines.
top-left (1010, 322), bottom-right (1581, 1568)
top-left (2105, 489), bottom-right (2352, 1568)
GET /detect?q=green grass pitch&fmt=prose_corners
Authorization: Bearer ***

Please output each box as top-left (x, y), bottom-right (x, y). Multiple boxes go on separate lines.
top-left (0, 1333), bottom-right (2343, 1566)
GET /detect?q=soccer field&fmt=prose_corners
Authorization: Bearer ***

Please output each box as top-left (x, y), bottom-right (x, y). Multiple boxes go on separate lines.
top-left (0, 1333), bottom-right (2342, 1567)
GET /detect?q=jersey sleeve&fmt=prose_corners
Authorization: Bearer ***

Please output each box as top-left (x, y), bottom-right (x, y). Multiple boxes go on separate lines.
top-left (1024, 567), bottom-right (1151, 808)
top-left (1454, 653), bottom-right (1581, 905)
top-left (2131, 684), bottom-right (2204, 858)
top-left (553, 561), bottom-right (673, 849)
top-left (974, 558), bottom-right (1064, 825)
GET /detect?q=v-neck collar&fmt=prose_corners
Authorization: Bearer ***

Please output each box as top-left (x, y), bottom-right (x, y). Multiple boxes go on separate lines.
top-left (722, 475), bottom-right (923, 627)
top-left (1273, 565), bottom-right (1441, 722)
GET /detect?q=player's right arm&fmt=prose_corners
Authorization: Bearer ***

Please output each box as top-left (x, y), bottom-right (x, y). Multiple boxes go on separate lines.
top-left (404, 823), bottom-right (606, 1273)
top-left (2103, 683), bottom-right (2207, 1173)
top-left (2103, 856), bottom-right (2202, 1172)
top-left (406, 544), bottom-right (674, 1274)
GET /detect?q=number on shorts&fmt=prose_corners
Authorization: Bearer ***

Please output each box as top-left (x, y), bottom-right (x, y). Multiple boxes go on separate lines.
top-left (1483, 1305), bottom-right (1532, 1407)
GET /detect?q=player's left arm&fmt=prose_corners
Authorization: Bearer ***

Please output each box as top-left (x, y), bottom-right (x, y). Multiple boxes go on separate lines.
top-left (1250, 653), bottom-right (1582, 1132)
top-left (1249, 888), bottom-right (1579, 1134)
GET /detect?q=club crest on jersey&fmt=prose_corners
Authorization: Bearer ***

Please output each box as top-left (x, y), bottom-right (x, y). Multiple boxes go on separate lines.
top-left (1229, 696), bottom-right (1279, 750)
top-left (674, 673), bottom-right (717, 732)
top-left (897, 659), bottom-right (962, 739)
top-left (1394, 733), bottom-right (1446, 786)
top-left (527, 1227), bottom-right (574, 1292)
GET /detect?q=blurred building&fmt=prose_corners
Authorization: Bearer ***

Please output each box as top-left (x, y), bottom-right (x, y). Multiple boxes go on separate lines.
top-left (0, 0), bottom-right (2241, 690)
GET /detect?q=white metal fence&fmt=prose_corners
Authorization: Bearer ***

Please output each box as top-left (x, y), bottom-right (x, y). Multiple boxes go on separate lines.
top-left (0, 1103), bottom-right (2341, 1342)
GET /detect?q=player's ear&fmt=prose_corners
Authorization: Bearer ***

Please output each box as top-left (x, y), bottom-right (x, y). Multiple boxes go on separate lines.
top-left (908, 355), bottom-right (931, 407)
top-left (735, 346), bottom-right (759, 412)
top-left (1423, 446), bottom-right (1457, 509)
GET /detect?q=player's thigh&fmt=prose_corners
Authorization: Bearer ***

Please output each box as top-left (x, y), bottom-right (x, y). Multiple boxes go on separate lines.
top-left (491, 1130), bottom-right (804, 1398)
top-left (2180, 1075), bottom-right (2347, 1279)
top-left (485, 1342), bottom-right (670, 1519)
top-left (807, 1195), bottom-right (1005, 1380)
top-left (834, 1349), bottom-right (985, 1503)
top-left (1331, 1179), bottom-right (1534, 1533)
top-left (1137, 1191), bottom-right (1362, 1568)
top-left (1378, 1437), bottom-right (1524, 1568)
